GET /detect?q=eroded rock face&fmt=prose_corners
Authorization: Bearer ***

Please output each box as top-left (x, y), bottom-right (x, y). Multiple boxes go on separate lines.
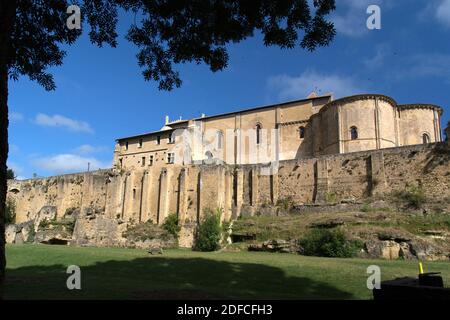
top-left (360, 237), bottom-right (449, 261)
top-left (409, 239), bottom-right (449, 261)
top-left (5, 221), bottom-right (35, 244)
top-left (178, 223), bottom-right (196, 248)
top-left (20, 221), bottom-right (35, 243)
top-left (248, 239), bottom-right (301, 254)
top-left (5, 225), bottom-right (18, 244)
top-left (71, 215), bottom-right (128, 247)
top-left (35, 229), bottom-right (72, 245)
top-left (34, 206), bottom-right (57, 232)
top-left (122, 220), bottom-right (178, 249)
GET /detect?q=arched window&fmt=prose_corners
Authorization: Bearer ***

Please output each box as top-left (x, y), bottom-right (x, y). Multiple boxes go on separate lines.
top-left (350, 126), bottom-right (358, 140)
top-left (422, 133), bottom-right (431, 144)
top-left (256, 124), bottom-right (262, 145)
top-left (299, 126), bottom-right (305, 139)
top-left (217, 130), bottom-right (223, 149)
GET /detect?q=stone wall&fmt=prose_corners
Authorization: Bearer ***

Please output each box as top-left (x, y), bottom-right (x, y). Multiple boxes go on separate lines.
top-left (7, 143), bottom-right (450, 247)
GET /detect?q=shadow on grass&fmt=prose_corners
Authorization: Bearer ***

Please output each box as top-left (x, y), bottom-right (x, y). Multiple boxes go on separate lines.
top-left (5, 256), bottom-right (354, 300)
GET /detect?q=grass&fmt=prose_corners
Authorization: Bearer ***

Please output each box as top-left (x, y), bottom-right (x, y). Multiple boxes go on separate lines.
top-left (232, 211), bottom-right (450, 241)
top-left (5, 244), bottom-right (450, 300)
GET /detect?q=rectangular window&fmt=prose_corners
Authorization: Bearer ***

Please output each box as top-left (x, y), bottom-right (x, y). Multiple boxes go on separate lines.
top-left (168, 132), bottom-right (174, 144)
top-left (119, 158), bottom-right (123, 168)
top-left (156, 136), bottom-right (161, 145)
top-left (139, 138), bottom-right (143, 148)
top-left (167, 153), bottom-right (175, 164)
top-left (141, 157), bottom-right (145, 166)
top-left (149, 155), bottom-right (154, 166)
top-left (125, 141), bottom-right (129, 150)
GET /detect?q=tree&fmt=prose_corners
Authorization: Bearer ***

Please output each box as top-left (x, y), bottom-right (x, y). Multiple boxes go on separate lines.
top-left (0, 0), bottom-right (336, 296)
top-left (6, 168), bottom-right (15, 180)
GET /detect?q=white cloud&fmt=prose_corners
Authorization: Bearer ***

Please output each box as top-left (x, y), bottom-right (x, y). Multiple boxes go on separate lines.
top-left (363, 43), bottom-right (391, 68)
top-left (436, 0), bottom-right (450, 27)
top-left (34, 113), bottom-right (94, 133)
top-left (267, 71), bottom-right (364, 100)
top-left (32, 154), bottom-right (111, 175)
top-left (73, 144), bottom-right (109, 155)
top-left (405, 53), bottom-right (450, 79)
top-left (10, 112), bottom-right (24, 122)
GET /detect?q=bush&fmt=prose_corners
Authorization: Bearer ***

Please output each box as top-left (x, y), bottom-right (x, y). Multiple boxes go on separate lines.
top-left (276, 197), bottom-right (294, 211)
top-left (194, 208), bottom-right (222, 252)
top-left (394, 186), bottom-right (426, 209)
top-left (162, 213), bottom-right (181, 238)
top-left (361, 202), bottom-right (371, 212)
top-left (325, 192), bottom-right (337, 204)
top-left (300, 229), bottom-right (362, 258)
top-left (5, 197), bottom-right (16, 224)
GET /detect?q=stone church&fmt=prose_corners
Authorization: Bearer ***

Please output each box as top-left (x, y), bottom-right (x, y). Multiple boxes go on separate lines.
top-left (6, 93), bottom-right (449, 248)
top-left (113, 93), bottom-right (443, 171)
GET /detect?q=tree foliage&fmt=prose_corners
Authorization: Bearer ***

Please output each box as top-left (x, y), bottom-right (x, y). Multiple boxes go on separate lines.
top-left (6, 169), bottom-right (15, 180)
top-left (7, 0), bottom-right (336, 91)
top-left (162, 213), bottom-right (181, 238)
top-left (194, 208), bottom-right (222, 252)
top-left (0, 0), bottom-right (337, 295)
top-left (5, 197), bottom-right (16, 225)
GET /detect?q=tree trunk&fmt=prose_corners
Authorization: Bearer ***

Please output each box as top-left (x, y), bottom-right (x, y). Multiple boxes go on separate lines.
top-left (0, 0), bottom-right (17, 299)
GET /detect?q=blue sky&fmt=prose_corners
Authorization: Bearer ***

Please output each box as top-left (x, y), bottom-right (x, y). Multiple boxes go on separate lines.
top-left (7, 0), bottom-right (450, 179)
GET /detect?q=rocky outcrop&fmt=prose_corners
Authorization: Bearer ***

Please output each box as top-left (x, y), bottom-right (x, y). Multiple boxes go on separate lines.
top-left (71, 215), bottom-right (128, 247)
top-left (248, 239), bottom-right (302, 254)
top-left (35, 229), bottom-right (72, 245)
top-left (122, 220), bottom-right (177, 249)
top-left (34, 206), bottom-right (57, 232)
top-left (359, 233), bottom-right (449, 261)
top-left (5, 221), bottom-right (35, 244)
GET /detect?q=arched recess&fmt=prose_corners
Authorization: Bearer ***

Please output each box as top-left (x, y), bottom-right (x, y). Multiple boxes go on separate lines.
top-left (350, 126), bottom-right (358, 140)
top-left (422, 132), bottom-right (431, 144)
top-left (176, 169), bottom-right (186, 221)
top-left (255, 123), bottom-right (262, 145)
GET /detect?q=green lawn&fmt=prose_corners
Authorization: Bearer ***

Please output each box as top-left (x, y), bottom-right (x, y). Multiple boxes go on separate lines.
top-left (5, 244), bottom-right (450, 300)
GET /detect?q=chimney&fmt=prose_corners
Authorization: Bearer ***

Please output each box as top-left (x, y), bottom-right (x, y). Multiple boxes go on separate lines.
top-left (165, 115), bottom-right (169, 124)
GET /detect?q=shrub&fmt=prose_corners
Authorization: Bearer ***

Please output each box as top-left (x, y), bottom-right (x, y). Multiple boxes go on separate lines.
top-left (276, 197), bottom-right (294, 211)
top-left (38, 218), bottom-right (52, 230)
top-left (300, 229), bottom-right (362, 258)
top-left (394, 186), bottom-right (426, 209)
top-left (361, 202), bottom-right (371, 213)
top-left (194, 208), bottom-right (222, 252)
top-left (162, 213), bottom-right (181, 238)
top-left (5, 197), bottom-right (16, 224)
top-left (325, 192), bottom-right (337, 204)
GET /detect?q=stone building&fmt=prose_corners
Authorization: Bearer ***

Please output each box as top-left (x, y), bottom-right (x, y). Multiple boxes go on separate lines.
top-left (113, 93), bottom-right (443, 171)
top-left (6, 93), bottom-right (448, 248)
